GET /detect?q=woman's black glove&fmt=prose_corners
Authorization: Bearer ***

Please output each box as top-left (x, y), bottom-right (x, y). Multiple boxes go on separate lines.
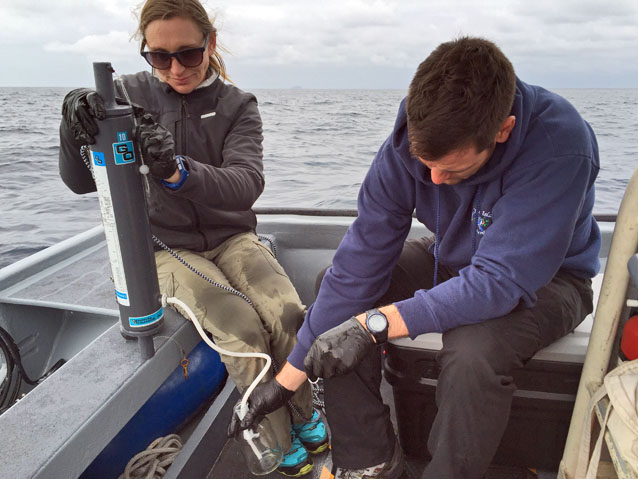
top-left (61, 89), bottom-right (146, 145)
top-left (304, 317), bottom-right (375, 381)
top-left (61, 88), bottom-right (106, 145)
top-left (227, 379), bottom-right (294, 437)
top-left (137, 114), bottom-right (178, 180)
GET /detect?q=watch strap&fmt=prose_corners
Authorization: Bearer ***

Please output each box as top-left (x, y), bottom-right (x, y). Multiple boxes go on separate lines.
top-left (161, 155), bottom-right (189, 190)
top-left (365, 308), bottom-right (389, 344)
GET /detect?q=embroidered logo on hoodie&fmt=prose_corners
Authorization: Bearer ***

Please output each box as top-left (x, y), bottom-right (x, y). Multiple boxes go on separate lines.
top-left (472, 209), bottom-right (492, 235)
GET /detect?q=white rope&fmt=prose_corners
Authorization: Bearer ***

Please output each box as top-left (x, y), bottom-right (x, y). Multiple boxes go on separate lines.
top-left (119, 434), bottom-right (183, 479)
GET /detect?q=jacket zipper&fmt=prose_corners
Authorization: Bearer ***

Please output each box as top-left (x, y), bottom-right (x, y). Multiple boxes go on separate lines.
top-left (181, 96), bottom-right (190, 154)
top-left (180, 96), bottom-right (206, 250)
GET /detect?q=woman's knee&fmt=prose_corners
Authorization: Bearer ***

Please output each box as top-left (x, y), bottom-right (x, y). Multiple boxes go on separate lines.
top-left (205, 297), bottom-right (269, 349)
top-left (278, 300), bottom-right (306, 332)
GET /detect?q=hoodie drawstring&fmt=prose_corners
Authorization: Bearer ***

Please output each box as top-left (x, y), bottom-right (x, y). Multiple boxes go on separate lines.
top-left (433, 186), bottom-right (441, 287)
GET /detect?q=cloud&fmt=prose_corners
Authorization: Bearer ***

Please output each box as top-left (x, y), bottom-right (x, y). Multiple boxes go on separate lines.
top-left (45, 31), bottom-right (137, 61)
top-left (214, 0), bottom-right (638, 74)
top-left (216, 1), bottom-right (402, 65)
top-left (0, 0), bottom-right (135, 44)
top-left (512, 0), bottom-right (637, 25)
top-left (1, 0), bottom-right (636, 87)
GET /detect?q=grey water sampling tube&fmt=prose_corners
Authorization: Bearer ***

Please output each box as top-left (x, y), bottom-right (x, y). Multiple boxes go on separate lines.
top-left (89, 62), bottom-right (163, 361)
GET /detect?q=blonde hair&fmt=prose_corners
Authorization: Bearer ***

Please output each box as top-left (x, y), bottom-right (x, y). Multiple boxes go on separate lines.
top-left (136, 0), bottom-right (230, 82)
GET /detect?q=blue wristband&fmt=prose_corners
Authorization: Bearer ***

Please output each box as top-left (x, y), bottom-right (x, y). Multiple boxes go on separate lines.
top-left (161, 156), bottom-right (189, 190)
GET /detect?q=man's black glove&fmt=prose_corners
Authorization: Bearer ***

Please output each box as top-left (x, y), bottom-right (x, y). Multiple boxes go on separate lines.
top-left (137, 114), bottom-right (178, 180)
top-left (304, 317), bottom-right (375, 381)
top-left (61, 88), bottom-right (106, 145)
top-left (227, 378), bottom-right (294, 437)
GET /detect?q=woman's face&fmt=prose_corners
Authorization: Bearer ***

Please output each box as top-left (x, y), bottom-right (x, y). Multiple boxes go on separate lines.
top-left (144, 16), bottom-right (215, 94)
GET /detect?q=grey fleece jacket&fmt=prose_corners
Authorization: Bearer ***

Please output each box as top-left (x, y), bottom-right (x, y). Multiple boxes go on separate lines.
top-left (59, 71), bottom-right (265, 252)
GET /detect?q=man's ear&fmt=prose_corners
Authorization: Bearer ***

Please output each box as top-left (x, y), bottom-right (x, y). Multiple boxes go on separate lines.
top-left (495, 116), bottom-right (516, 143)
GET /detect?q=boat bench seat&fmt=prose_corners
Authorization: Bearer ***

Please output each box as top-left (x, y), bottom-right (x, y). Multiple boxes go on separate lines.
top-left (389, 272), bottom-right (604, 364)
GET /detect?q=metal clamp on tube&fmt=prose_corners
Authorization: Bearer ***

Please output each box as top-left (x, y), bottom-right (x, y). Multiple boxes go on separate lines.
top-left (90, 62), bottom-right (163, 361)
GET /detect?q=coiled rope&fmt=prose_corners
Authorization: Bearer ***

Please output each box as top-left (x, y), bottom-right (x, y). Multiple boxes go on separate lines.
top-left (118, 434), bottom-right (183, 479)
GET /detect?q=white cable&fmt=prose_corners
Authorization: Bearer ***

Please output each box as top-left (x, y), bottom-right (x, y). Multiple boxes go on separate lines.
top-left (163, 296), bottom-right (270, 416)
top-left (164, 295), bottom-right (270, 459)
top-left (113, 72), bottom-right (151, 196)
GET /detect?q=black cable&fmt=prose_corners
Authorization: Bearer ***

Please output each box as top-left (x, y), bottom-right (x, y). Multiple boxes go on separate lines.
top-left (0, 326), bottom-right (66, 415)
top-left (0, 326), bottom-right (39, 385)
top-left (0, 327), bottom-right (22, 414)
top-left (256, 234), bottom-right (277, 258)
top-left (152, 235), bottom-right (256, 309)
top-left (0, 334), bottom-right (18, 412)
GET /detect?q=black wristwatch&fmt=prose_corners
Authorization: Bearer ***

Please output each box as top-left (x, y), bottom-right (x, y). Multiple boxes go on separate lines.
top-left (365, 309), bottom-right (389, 344)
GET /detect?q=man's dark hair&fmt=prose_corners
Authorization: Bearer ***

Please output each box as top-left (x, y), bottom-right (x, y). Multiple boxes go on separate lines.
top-left (406, 37), bottom-right (516, 161)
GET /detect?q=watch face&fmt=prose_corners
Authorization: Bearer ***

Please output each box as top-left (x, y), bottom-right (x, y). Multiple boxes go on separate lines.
top-left (367, 313), bottom-right (387, 333)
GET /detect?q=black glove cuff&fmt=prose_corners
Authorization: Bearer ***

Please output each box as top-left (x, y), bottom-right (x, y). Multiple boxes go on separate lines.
top-left (273, 378), bottom-right (295, 403)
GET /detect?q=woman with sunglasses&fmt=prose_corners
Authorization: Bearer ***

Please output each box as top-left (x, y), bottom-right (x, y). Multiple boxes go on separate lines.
top-left (58, 0), bottom-right (327, 476)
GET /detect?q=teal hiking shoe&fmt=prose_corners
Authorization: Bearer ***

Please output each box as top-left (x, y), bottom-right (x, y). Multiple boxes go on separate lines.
top-left (292, 409), bottom-right (330, 454)
top-left (277, 434), bottom-right (313, 477)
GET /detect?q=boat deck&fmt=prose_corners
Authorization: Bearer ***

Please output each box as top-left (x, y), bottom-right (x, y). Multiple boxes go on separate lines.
top-left (206, 379), bottom-right (557, 479)
top-left (0, 214), bottom-right (614, 479)
top-left (211, 437), bottom-right (547, 479)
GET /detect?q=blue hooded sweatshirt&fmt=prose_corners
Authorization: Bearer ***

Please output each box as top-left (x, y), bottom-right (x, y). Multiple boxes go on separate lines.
top-left (287, 78), bottom-right (601, 371)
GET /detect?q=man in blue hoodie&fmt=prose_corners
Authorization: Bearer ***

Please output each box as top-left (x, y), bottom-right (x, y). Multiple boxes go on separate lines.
top-left (229, 37), bottom-right (600, 479)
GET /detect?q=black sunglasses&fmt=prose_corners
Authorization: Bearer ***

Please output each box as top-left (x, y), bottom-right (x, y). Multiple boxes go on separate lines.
top-left (141, 35), bottom-right (209, 70)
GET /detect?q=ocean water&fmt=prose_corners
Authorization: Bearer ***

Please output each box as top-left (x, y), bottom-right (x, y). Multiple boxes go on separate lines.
top-left (0, 87), bottom-right (636, 269)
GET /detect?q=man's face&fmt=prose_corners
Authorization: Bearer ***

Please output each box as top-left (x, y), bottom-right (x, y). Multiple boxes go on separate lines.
top-left (418, 145), bottom-right (494, 185)
top-left (415, 115), bottom-right (516, 185)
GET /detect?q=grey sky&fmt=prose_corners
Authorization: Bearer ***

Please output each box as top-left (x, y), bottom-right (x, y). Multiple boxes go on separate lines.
top-left (1, 0), bottom-right (636, 89)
